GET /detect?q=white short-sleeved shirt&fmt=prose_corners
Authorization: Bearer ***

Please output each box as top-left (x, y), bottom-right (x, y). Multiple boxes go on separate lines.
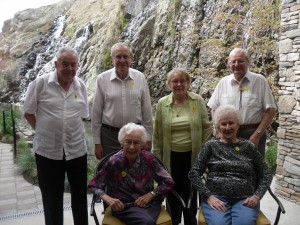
top-left (91, 67), bottom-right (153, 144)
top-left (23, 71), bottom-right (89, 160)
top-left (207, 71), bottom-right (277, 125)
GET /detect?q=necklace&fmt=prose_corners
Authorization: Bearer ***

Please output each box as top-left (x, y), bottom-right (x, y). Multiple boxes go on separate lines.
top-left (173, 105), bottom-right (184, 117)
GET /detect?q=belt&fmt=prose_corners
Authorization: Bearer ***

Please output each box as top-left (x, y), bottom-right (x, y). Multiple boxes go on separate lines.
top-left (239, 123), bottom-right (260, 129)
top-left (102, 123), bottom-right (121, 132)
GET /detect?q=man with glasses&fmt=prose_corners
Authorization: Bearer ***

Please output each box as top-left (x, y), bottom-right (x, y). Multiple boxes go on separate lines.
top-left (207, 47), bottom-right (276, 157)
top-left (92, 42), bottom-right (153, 160)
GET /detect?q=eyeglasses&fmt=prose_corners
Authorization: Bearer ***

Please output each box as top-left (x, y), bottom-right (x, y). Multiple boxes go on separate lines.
top-left (229, 60), bottom-right (246, 65)
top-left (171, 79), bottom-right (186, 84)
top-left (114, 54), bottom-right (130, 60)
top-left (123, 140), bottom-right (141, 146)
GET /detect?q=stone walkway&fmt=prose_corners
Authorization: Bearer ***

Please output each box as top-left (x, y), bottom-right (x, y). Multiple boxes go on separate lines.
top-left (0, 142), bottom-right (71, 220)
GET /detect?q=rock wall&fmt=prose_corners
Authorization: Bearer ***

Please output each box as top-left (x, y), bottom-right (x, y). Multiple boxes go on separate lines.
top-left (277, 0), bottom-right (300, 204)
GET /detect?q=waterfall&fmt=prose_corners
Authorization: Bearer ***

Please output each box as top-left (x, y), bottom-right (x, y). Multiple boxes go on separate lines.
top-left (19, 15), bottom-right (68, 101)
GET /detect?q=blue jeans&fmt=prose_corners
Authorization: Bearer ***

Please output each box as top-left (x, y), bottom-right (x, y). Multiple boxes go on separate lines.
top-left (202, 196), bottom-right (259, 225)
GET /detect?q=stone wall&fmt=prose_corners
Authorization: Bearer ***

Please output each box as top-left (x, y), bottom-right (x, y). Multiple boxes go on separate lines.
top-left (277, 0), bottom-right (300, 204)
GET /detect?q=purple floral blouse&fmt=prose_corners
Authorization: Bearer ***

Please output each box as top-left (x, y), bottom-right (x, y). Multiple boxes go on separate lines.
top-left (88, 150), bottom-right (174, 203)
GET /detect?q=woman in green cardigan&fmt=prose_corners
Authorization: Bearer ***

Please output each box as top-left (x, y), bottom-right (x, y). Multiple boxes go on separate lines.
top-left (152, 68), bottom-right (212, 225)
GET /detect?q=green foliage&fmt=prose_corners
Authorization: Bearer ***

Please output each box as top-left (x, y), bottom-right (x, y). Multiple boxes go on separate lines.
top-left (65, 25), bottom-right (76, 38)
top-left (119, 14), bottom-right (129, 32)
top-left (265, 140), bottom-right (278, 173)
top-left (101, 48), bottom-right (113, 70)
top-left (16, 139), bottom-right (37, 181)
top-left (0, 107), bottom-right (21, 141)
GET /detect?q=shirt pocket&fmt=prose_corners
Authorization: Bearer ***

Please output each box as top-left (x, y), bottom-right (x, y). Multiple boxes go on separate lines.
top-left (243, 92), bottom-right (260, 108)
top-left (130, 92), bottom-right (141, 106)
top-left (220, 93), bottom-right (235, 105)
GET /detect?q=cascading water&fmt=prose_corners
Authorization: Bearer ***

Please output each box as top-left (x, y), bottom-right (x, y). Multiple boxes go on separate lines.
top-left (19, 16), bottom-right (93, 101)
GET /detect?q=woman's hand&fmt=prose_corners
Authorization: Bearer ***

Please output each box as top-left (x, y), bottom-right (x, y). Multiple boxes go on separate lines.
top-left (243, 195), bottom-right (260, 208)
top-left (207, 195), bottom-right (226, 212)
top-left (134, 192), bottom-right (154, 208)
top-left (102, 195), bottom-right (125, 212)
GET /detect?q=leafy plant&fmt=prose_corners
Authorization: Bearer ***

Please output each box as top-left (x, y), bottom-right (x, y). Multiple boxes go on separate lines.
top-left (265, 139), bottom-right (277, 173)
top-left (16, 138), bottom-right (38, 183)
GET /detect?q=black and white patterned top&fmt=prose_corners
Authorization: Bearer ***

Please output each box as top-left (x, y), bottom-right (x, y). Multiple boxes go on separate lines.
top-left (188, 139), bottom-right (272, 201)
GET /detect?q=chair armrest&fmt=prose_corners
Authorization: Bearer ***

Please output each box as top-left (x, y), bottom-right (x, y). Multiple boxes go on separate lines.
top-left (170, 189), bottom-right (186, 208)
top-left (90, 194), bottom-right (101, 225)
top-left (267, 187), bottom-right (286, 225)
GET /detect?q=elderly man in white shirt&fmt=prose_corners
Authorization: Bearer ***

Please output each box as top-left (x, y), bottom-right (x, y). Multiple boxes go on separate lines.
top-left (23, 47), bottom-right (89, 225)
top-left (92, 42), bottom-right (153, 160)
top-left (207, 47), bottom-right (277, 157)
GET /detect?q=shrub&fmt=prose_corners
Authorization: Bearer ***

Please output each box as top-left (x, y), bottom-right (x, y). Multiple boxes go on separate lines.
top-left (265, 139), bottom-right (277, 173)
top-left (16, 139), bottom-right (38, 183)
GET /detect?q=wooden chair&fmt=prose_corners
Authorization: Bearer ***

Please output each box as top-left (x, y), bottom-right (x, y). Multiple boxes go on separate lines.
top-left (89, 151), bottom-right (186, 225)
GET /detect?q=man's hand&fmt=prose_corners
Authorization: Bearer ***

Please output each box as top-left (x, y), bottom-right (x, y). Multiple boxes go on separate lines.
top-left (24, 113), bottom-right (36, 130)
top-left (249, 132), bottom-right (261, 146)
top-left (95, 144), bottom-right (104, 160)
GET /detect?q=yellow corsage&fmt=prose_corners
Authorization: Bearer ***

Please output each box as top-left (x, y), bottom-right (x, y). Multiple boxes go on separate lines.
top-left (240, 86), bottom-right (248, 91)
top-left (234, 146), bottom-right (240, 151)
top-left (191, 105), bottom-right (197, 112)
top-left (74, 93), bottom-right (78, 99)
top-left (121, 171), bottom-right (127, 177)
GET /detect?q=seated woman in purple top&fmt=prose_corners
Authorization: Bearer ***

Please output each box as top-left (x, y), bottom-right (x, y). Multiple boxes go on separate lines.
top-left (88, 123), bottom-right (174, 225)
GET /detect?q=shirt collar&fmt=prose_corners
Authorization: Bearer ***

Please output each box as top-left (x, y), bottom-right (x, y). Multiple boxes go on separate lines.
top-left (110, 68), bottom-right (133, 81)
top-left (48, 70), bottom-right (81, 89)
top-left (230, 70), bottom-right (250, 85)
top-left (165, 91), bottom-right (198, 107)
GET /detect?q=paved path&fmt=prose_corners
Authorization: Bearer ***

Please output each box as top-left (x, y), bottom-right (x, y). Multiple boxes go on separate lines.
top-left (0, 142), bottom-right (299, 225)
top-left (0, 142), bottom-right (99, 224)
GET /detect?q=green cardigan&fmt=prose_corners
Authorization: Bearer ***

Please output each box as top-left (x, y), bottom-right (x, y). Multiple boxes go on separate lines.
top-left (152, 91), bottom-right (212, 172)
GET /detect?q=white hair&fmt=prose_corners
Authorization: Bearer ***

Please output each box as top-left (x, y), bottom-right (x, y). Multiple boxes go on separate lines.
top-left (118, 123), bottom-right (147, 143)
top-left (213, 105), bottom-right (241, 126)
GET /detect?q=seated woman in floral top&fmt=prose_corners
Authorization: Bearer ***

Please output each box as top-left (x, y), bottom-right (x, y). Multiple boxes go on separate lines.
top-left (88, 123), bottom-right (174, 225)
top-left (188, 104), bottom-right (272, 225)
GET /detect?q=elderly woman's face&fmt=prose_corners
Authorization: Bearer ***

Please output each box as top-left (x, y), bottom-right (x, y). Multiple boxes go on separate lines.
top-left (217, 114), bottom-right (239, 143)
top-left (122, 130), bottom-right (143, 163)
top-left (169, 74), bottom-right (188, 95)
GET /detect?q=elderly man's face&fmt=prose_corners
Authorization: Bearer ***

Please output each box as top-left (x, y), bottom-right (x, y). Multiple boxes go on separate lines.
top-left (122, 130), bottom-right (143, 163)
top-left (55, 52), bottom-right (78, 84)
top-left (228, 51), bottom-right (249, 81)
top-left (112, 45), bottom-right (133, 79)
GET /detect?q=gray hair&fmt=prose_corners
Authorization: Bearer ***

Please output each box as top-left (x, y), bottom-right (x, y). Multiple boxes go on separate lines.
top-left (166, 68), bottom-right (191, 90)
top-left (228, 47), bottom-right (250, 64)
top-left (118, 123), bottom-right (147, 144)
top-left (111, 42), bottom-right (133, 58)
top-left (213, 105), bottom-right (241, 126)
top-left (56, 46), bottom-right (79, 62)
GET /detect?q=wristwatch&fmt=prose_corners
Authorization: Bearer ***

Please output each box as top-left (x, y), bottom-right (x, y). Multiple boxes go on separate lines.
top-left (255, 129), bottom-right (263, 135)
top-left (150, 191), bottom-right (156, 197)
